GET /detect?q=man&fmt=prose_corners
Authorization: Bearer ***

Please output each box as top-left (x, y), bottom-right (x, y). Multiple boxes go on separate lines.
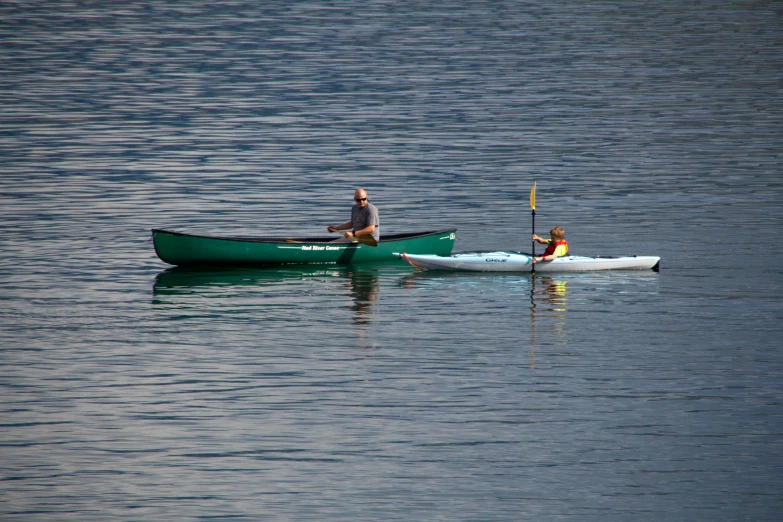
top-left (327, 188), bottom-right (380, 242)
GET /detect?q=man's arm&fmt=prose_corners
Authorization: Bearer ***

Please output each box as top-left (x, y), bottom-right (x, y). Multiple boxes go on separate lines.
top-left (327, 221), bottom-right (353, 232)
top-left (352, 224), bottom-right (375, 237)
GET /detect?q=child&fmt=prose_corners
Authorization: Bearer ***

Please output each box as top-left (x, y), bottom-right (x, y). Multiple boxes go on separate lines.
top-left (532, 226), bottom-right (569, 263)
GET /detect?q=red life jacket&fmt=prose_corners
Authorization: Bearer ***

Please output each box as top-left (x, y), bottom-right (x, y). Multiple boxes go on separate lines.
top-left (543, 239), bottom-right (569, 257)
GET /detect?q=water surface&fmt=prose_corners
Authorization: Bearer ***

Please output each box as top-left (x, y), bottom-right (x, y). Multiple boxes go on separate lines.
top-left (1, 1), bottom-right (782, 520)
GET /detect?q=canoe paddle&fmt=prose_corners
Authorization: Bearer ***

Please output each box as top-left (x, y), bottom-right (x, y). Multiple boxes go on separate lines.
top-left (331, 230), bottom-right (378, 246)
top-left (530, 182), bottom-right (536, 273)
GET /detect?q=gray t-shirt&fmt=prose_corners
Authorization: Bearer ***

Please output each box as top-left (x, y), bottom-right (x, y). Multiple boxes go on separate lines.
top-left (351, 202), bottom-right (380, 241)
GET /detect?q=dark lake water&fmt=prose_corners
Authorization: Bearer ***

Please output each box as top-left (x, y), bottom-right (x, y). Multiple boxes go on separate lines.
top-left (2, 1), bottom-right (782, 520)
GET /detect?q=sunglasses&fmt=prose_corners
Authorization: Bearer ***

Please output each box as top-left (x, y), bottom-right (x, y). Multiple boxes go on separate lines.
top-left (355, 197), bottom-right (367, 202)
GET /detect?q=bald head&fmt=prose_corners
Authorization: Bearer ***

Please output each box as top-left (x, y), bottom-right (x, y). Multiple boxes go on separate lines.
top-left (354, 188), bottom-right (368, 208)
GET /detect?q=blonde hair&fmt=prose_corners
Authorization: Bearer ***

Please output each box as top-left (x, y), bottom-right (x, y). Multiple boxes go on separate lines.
top-left (550, 226), bottom-right (565, 241)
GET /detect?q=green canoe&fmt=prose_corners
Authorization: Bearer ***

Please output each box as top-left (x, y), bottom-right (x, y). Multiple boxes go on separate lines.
top-left (151, 228), bottom-right (457, 267)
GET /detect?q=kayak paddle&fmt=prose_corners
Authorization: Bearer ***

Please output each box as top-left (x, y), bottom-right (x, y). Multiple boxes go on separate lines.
top-left (530, 182), bottom-right (536, 273)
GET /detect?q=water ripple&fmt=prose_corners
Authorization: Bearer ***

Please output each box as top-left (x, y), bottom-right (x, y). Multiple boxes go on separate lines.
top-left (1, 1), bottom-right (782, 520)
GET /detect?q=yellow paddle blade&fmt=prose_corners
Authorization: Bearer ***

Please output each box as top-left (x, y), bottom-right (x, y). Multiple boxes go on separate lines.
top-left (530, 182), bottom-right (536, 210)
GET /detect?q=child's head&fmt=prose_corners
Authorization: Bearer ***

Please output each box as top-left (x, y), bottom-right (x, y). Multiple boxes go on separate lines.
top-left (550, 226), bottom-right (565, 241)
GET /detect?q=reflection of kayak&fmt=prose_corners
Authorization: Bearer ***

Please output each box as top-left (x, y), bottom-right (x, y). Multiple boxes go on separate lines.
top-left (152, 228), bottom-right (457, 267)
top-left (399, 252), bottom-right (660, 272)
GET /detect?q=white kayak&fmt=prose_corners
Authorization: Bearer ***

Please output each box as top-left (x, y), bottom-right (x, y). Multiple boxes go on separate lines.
top-left (398, 252), bottom-right (660, 272)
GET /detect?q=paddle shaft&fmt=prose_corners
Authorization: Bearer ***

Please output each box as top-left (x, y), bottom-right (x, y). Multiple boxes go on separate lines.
top-left (532, 209), bottom-right (536, 256)
top-left (530, 182), bottom-right (537, 273)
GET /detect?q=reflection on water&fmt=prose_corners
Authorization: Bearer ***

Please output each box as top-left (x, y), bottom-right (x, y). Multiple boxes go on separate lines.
top-left (153, 265), bottom-right (344, 296)
top-left (530, 276), bottom-right (569, 368)
top-left (399, 269), bottom-right (570, 317)
top-left (531, 275), bottom-right (568, 336)
top-left (343, 268), bottom-right (379, 326)
top-left (153, 264), bottom-right (381, 326)
top-left (534, 277), bottom-right (568, 310)
top-left (399, 269), bottom-right (661, 363)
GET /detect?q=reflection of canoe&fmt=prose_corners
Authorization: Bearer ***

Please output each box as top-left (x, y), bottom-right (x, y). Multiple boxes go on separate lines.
top-left (153, 266), bottom-right (329, 292)
top-left (152, 228), bottom-right (457, 267)
top-left (399, 251), bottom-right (660, 272)
top-left (152, 266), bottom-right (384, 327)
top-left (153, 265), bottom-right (376, 295)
